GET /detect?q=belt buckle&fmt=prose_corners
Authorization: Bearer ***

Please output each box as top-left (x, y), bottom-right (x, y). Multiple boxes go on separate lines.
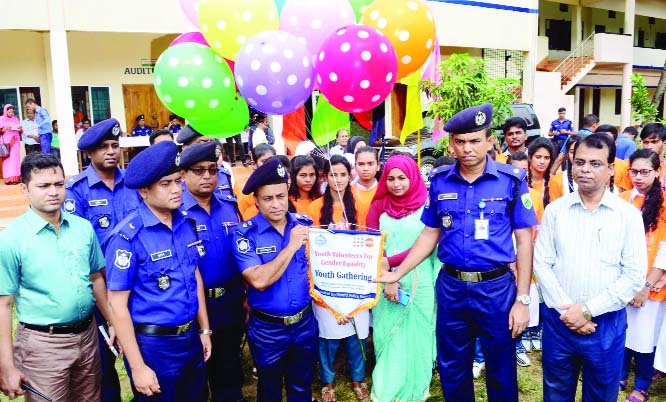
top-left (284, 312), bottom-right (301, 325)
top-left (460, 271), bottom-right (480, 282)
top-left (176, 322), bottom-right (191, 334)
top-left (215, 287), bottom-right (225, 298)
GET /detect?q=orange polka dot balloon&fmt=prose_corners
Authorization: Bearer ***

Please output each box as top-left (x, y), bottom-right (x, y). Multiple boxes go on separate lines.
top-left (361, 0), bottom-right (436, 80)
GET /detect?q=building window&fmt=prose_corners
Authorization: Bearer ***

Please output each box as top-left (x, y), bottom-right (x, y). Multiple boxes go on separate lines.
top-left (595, 25), bottom-right (606, 33)
top-left (559, 3), bottom-right (568, 12)
top-left (615, 89), bottom-right (621, 115)
top-left (546, 19), bottom-right (572, 51)
top-left (0, 87), bottom-right (42, 120)
top-left (608, 10), bottom-right (616, 19)
top-left (71, 86), bottom-right (111, 125)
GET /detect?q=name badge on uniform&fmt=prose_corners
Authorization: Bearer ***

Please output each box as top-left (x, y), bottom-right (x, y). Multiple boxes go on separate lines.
top-left (150, 249), bottom-right (173, 261)
top-left (196, 225), bottom-right (207, 232)
top-left (475, 218), bottom-right (489, 240)
top-left (256, 246), bottom-right (277, 255)
top-left (157, 274), bottom-right (170, 290)
top-left (438, 193), bottom-right (458, 201)
top-left (98, 215), bottom-right (110, 229)
top-left (88, 199), bottom-right (109, 207)
top-left (218, 185), bottom-right (230, 190)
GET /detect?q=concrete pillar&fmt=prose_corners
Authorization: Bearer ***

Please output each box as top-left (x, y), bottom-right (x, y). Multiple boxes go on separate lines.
top-left (571, 4), bottom-right (583, 51)
top-left (522, 0), bottom-right (539, 104)
top-left (47, 0), bottom-right (77, 176)
top-left (620, 0), bottom-right (635, 129)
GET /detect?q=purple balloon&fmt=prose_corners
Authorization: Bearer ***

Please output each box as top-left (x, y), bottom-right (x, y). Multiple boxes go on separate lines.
top-left (170, 32), bottom-right (209, 48)
top-left (234, 30), bottom-right (314, 115)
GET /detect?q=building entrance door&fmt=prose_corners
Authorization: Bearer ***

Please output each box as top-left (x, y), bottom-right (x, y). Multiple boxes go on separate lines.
top-left (122, 84), bottom-right (172, 135)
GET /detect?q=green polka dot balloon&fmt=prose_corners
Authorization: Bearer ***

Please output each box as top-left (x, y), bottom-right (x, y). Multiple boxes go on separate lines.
top-left (189, 94), bottom-right (249, 139)
top-left (153, 42), bottom-right (236, 121)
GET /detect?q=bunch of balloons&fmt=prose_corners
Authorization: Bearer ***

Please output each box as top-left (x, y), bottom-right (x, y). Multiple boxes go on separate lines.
top-left (153, 0), bottom-right (436, 139)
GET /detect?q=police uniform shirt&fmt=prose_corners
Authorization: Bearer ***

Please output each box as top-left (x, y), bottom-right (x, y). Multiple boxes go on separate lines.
top-left (421, 156), bottom-right (537, 270)
top-left (549, 118), bottom-right (573, 141)
top-left (233, 212), bottom-right (312, 316)
top-left (181, 188), bottom-right (239, 287)
top-left (165, 123), bottom-right (182, 134)
top-left (104, 202), bottom-right (200, 326)
top-left (132, 125), bottom-right (152, 137)
top-left (215, 166), bottom-right (235, 200)
top-left (65, 166), bottom-right (141, 248)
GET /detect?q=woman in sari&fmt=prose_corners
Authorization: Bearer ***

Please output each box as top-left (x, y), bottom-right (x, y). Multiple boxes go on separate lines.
top-left (0, 104), bottom-right (22, 184)
top-left (366, 154), bottom-right (438, 402)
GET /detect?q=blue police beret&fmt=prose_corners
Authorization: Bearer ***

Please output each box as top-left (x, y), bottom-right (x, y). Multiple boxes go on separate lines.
top-left (125, 141), bottom-right (180, 189)
top-left (176, 124), bottom-right (202, 145)
top-left (179, 141), bottom-right (220, 169)
top-left (242, 157), bottom-right (288, 195)
top-left (443, 103), bottom-right (493, 134)
top-left (77, 118), bottom-right (121, 150)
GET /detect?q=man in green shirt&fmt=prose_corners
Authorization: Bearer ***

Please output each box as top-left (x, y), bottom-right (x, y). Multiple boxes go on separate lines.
top-left (51, 120), bottom-right (60, 159)
top-left (0, 153), bottom-right (114, 401)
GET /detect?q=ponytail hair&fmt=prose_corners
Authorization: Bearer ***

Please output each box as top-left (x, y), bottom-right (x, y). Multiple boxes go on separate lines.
top-left (629, 149), bottom-right (663, 233)
top-left (565, 134), bottom-right (583, 192)
top-left (321, 155), bottom-right (357, 228)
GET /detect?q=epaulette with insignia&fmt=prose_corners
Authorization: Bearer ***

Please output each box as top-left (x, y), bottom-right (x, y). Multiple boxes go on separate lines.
top-left (65, 171), bottom-right (87, 189)
top-left (218, 166), bottom-right (232, 177)
top-left (294, 213), bottom-right (313, 226)
top-left (235, 220), bottom-right (255, 235)
top-left (115, 214), bottom-right (143, 241)
top-left (428, 165), bottom-right (452, 180)
top-left (496, 162), bottom-right (527, 181)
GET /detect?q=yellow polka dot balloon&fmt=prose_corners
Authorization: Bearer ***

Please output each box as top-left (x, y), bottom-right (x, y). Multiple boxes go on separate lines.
top-left (198, 0), bottom-right (279, 61)
top-left (361, 0), bottom-right (436, 80)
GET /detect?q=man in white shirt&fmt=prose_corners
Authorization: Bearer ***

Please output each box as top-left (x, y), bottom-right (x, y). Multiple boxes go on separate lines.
top-left (329, 129), bottom-right (349, 156)
top-left (534, 133), bottom-right (646, 401)
top-left (21, 109), bottom-right (40, 155)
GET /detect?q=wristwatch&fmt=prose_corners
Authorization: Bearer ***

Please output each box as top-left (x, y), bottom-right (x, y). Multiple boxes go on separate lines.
top-left (199, 329), bottom-right (213, 335)
top-left (581, 304), bottom-right (592, 321)
top-left (515, 295), bottom-right (531, 305)
top-left (645, 281), bottom-right (653, 288)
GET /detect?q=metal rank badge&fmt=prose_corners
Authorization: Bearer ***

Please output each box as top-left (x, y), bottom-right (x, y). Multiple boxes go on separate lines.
top-left (196, 243), bottom-right (206, 257)
top-left (157, 274), bottom-right (171, 290)
top-left (98, 215), bottom-right (110, 229)
top-left (442, 213), bottom-right (453, 230)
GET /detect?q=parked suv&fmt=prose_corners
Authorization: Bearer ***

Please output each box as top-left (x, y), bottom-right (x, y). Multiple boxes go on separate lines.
top-left (410, 103), bottom-right (541, 182)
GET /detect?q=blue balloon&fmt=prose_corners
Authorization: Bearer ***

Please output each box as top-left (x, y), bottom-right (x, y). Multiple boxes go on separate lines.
top-left (275, 0), bottom-right (286, 14)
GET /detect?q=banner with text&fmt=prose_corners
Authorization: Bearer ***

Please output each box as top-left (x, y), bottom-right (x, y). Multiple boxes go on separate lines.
top-left (307, 228), bottom-right (384, 320)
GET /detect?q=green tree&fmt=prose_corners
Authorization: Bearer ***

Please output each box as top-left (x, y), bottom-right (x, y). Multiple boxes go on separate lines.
top-left (421, 53), bottom-right (519, 154)
top-left (631, 73), bottom-right (662, 125)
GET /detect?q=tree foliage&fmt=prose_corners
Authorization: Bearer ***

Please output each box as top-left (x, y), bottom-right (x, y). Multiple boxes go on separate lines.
top-left (631, 73), bottom-right (662, 125)
top-left (421, 53), bottom-right (519, 131)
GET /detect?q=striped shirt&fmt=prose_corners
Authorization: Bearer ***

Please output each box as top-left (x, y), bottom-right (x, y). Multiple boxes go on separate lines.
top-left (533, 189), bottom-right (647, 317)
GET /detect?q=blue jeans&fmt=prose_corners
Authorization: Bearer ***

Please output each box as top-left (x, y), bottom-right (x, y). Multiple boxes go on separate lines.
top-left (621, 347), bottom-right (655, 392)
top-left (319, 336), bottom-right (367, 384)
top-left (39, 133), bottom-right (52, 154)
top-left (542, 307), bottom-right (626, 402)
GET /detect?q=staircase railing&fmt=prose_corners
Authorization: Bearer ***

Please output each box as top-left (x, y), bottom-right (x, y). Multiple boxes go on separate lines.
top-left (553, 32), bottom-right (595, 87)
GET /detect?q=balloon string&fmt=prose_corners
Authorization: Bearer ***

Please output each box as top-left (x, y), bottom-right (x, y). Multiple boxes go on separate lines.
top-left (326, 149), bottom-right (350, 228)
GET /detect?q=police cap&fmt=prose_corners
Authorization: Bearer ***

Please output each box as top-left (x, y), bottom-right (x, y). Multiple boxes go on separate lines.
top-left (78, 118), bottom-right (121, 150)
top-left (176, 124), bottom-right (202, 145)
top-left (125, 141), bottom-right (180, 189)
top-left (136, 114), bottom-right (145, 122)
top-left (179, 141), bottom-right (219, 169)
top-left (443, 103), bottom-right (493, 135)
top-left (242, 157), bottom-right (288, 195)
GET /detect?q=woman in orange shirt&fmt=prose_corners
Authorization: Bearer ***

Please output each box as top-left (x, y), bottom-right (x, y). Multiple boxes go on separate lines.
top-left (527, 137), bottom-right (561, 204)
top-left (550, 134), bottom-right (583, 199)
top-left (289, 155), bottom-right (321, 214)
top-left (307, 154), bottom-right (370, 402)
top-left (620, 149), bottom-right (666, 402)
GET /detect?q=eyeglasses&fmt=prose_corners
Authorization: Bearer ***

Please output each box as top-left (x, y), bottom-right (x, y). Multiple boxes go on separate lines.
top-left (188, 167), bottom-right (218, 176)
top-left (573, 159), bottom-right (607, 169)
top-left (629, 168), bottom-right (654, 177)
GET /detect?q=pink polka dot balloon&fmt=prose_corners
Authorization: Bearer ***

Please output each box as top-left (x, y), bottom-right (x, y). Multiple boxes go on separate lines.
top-left (315, 25), bottom-right (398, 113)
top-left (235, 30), bottom-right (315, 115)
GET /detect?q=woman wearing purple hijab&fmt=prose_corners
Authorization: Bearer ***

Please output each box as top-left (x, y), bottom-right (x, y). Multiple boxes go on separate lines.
top-left (0, 104), bottom-right (23, 184)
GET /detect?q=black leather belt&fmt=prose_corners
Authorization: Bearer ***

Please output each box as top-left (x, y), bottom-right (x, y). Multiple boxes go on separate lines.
top-left (444, 264), bottom-right (510, 283)
top-left (135, 321), bottom-right (193, 335)
top-left (251, 304), bottom-right (312, 325)
top-left (21, 314), bottom-right (93, 335)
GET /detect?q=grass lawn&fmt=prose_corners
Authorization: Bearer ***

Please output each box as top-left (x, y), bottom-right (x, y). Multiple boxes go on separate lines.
top-left (5, 309), bottom-right (666, 402)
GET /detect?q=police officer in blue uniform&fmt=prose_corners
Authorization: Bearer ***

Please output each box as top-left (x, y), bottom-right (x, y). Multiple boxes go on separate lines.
top-left (179, 142), bottom-right (246, 402)
top-left (105, 141), bottom-right (211, 402)
top-left (132, 114), bottom-right (153, 137)
top-left (376, 104), bottom-right (537, 402)
top-left (65, 117), bottom-right (141, 402)
top-left (177, 125), bottom-right (235, 201)
top-left (233, 158), bottom-right (317, 402)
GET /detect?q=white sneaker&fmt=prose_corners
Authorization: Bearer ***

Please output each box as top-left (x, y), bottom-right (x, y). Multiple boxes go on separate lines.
top-left (516, 351), bottom-right (531, 367)
top-left (530, 337), bottom-right (542, 351)
top-left (472, 361), bottom-right (485, 379)
top-left (521, 338), bottom-right (533, 353)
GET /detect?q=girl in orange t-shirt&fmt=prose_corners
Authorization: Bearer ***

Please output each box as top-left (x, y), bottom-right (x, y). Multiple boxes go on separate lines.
top-left (288, 155), bottom-right (321, 215)
top-left (306, 154), bottom-right (370, 401)
top-left (620, 149), bottom-right (666, 402)
top-left (527, 137), bottom-right (562, 204)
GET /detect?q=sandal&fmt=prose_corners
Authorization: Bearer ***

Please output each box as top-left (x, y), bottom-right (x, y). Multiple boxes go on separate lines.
top-left (626, 389), bottom-right (649, 402)
top-left (321, 386), bottom-right (336, 402)
top-left (352, 382), bottom-right (370, 402)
